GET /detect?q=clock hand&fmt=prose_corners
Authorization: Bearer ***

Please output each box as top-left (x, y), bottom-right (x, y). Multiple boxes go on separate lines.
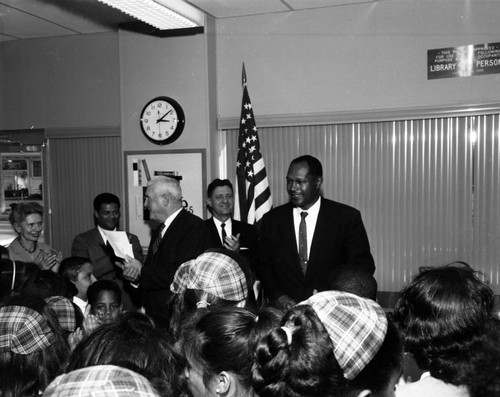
top-left (157, 109), bottom-right (173, 123)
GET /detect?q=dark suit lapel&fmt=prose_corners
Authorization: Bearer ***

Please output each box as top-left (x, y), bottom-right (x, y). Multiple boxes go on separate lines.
top-left (91, 228), bottom-right (106, 246)
top-left (307, 199), bottom-right (333, 275)
top-left (283, 205), bottom-right (305, 277)
top-left (232, 219), bottom-right (241, 235)
top-left (147, 212), bottom-right (184, 264)
top-left (209, 218), bottom-right (224, 246)
top-left (159, 209), bottom-right (187, 246)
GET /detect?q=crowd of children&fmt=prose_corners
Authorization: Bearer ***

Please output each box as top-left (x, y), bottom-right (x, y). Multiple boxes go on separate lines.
top-left (0, 250), bottom-right (499, 397)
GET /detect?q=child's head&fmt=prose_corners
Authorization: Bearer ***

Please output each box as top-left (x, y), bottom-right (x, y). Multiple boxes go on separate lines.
top-left (182, 306), bottom-right (281, 397)
top-left (59, 257), bottom-right (95, 301)
top-left (327, 265), bottom-right (378, 301)
top-left (20, 269), bottom-right (71, 299)
top-left (393, 262), bottom-right (494, 384)
top-left (87, 279), bottom-right (122, 324)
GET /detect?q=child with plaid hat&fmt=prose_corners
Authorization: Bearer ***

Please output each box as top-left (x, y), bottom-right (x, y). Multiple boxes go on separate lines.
top-left (252, 290), bottom-right (402, 397)
top-left (43, 365), bottom-right (162, 397)
top-left (64, 311), bottom-right (185, 397)
top-left (167, 248), bottom-right (256, 339)
top-left (0, 294), bottom-right (69, 396)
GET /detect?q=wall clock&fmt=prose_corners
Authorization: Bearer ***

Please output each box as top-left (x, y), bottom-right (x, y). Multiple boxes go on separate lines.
top-left (140, 96), bottom-right (185, 145)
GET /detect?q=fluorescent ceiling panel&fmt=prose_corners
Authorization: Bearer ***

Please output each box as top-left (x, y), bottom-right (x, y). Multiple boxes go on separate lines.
top-left (97, 0), bottom-right (205, 30)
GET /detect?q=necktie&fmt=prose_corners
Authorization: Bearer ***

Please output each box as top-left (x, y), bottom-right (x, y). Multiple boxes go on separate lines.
top-left (221, 222), bottom-right (227, 244)
top-left (151, 224), bottom-right (166, 256)
top-left (299, 211), bottom-right (308, 274)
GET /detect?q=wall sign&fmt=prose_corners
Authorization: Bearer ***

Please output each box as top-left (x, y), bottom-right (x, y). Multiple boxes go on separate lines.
top-left (428, 42), bottom-right (500, 80)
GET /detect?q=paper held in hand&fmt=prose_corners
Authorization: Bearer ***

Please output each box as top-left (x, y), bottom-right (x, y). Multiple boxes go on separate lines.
top-left (101, 230), bottom-right (134, 259)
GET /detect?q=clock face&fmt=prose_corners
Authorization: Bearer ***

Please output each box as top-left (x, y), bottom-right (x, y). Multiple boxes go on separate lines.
top-left (140, 97), bottom-right (185, 144)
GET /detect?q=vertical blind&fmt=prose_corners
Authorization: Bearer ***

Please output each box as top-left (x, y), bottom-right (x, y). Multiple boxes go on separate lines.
top-left (47, 133), bottom-right (122, 257)
top-left (224, 114), bottom-right (500, 294)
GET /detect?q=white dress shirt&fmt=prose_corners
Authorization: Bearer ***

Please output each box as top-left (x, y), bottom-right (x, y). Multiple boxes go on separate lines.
top-left (292, 197), bottom-right (321, 261)
top-left (212, 217), bottom-right (233, 243)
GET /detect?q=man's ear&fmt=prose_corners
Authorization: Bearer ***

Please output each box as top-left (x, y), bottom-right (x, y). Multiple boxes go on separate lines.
top-left (206, 197), bottom-right (213, 210)
top-left (315, 176), bottom-right (323, 190)
top-left (214, 371), bottom-right (231, 395)
top-left (160, 194), bottom-right (170, 208)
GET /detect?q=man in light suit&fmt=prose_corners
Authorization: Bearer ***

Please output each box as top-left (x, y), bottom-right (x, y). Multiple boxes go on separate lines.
top-left (120, 176), bottom-right (210, 322)
top-left (204, 178), bottom-right (258, 273)
top-left (71, 193), bottom-right (144, 310)
top-left (258, 155), bottom-right (375, 308)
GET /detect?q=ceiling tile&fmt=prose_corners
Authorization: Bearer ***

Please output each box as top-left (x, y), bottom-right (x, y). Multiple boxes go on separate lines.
top-left (187, 0), bottom-right (291, 18)
top-left (0, 4), bottom-right (76, 39)
top-left (286, 0), bottom-right (376, 9)
top-left (1, 0), bottom-right (135, 35)
top-left (0, 34), bottom-right (16, 43)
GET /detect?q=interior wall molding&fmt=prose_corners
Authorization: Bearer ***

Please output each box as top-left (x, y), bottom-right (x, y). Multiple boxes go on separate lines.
top-left (218, 102), bottom-right (500, 130)
top-left (45, 127), bottom-right (120, 139)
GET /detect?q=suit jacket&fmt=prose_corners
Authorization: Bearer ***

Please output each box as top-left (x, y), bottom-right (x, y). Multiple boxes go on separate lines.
top-left (204, 217), bottom-right (259, 272)
top-left (258, 198), bottom-right (375, 302)
top-left (71, 228), bottom-right (144, 279)
top-left (141, 209), bottom-right (211, 319)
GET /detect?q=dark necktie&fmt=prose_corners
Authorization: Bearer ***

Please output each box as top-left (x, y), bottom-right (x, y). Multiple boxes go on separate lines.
top-left (151, 224), bottom-right (166, 256)
top-left (299, 211), bottom-right (308, 274)
top-left (221, 222), bottom-right (227, 244)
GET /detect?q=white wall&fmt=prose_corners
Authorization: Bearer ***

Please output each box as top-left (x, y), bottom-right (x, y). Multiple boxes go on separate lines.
top-left (0, 33), bottom-right (120, 130)
top-left (118, 28), bottom-right (214, 153)
top-left (216, 0), bottom-right (500, 120)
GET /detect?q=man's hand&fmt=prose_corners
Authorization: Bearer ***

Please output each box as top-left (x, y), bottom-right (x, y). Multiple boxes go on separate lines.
top-left (115, 255), bottom-right (142, 282)
top-left (223, 233), bottom-right (241, 252)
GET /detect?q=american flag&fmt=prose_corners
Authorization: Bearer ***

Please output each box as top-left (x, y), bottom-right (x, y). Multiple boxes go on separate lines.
top-left (234, 64), bottom-right (272, 224)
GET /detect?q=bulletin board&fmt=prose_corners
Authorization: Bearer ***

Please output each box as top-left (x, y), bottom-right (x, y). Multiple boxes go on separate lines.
top-left (124, 149), bottom-right (206, 247)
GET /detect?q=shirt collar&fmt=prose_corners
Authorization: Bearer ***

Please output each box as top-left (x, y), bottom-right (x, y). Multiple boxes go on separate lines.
top-left (293, 196), bottom-right (321, 217)
top-left (162, 208), bottom-right (183, 234)
top-left (213, 217), bottom-right (232, 228)
top-left (97, 225), bottom-right (116, 243)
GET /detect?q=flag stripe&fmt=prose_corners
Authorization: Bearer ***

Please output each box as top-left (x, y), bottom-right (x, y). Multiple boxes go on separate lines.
top-left (234, 64), bottom-right (272, 224)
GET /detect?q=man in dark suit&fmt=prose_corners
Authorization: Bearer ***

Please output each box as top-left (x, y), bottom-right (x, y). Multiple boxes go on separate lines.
top-left (204, 178), bottom-right (258, 272)
top-left (71, 193), bottom-right (144, 310)
top-left (258, 155), bottom-right (375, 308)
top-left (120, 176), bottom-right (210, 321)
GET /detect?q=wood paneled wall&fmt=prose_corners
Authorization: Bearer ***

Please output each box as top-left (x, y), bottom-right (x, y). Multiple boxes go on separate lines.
top-left (46, 129), bottom-right (122, 257)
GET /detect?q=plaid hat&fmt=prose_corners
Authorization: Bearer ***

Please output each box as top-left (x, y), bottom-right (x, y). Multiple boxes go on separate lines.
top-left (170, 251), bottom-right (247, 301)
top-left (0, 305), bottom-right (56, 355)
top-left (45, 296), bottom-right (77, 332)
top-left (43, 365), bottom-right (160, 396)
top-left (299, 290), bottom-right (388, 380)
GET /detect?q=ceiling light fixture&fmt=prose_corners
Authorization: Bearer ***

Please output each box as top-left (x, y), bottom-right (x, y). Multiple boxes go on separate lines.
top-left (97, 0), bottom-right (204, 30)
